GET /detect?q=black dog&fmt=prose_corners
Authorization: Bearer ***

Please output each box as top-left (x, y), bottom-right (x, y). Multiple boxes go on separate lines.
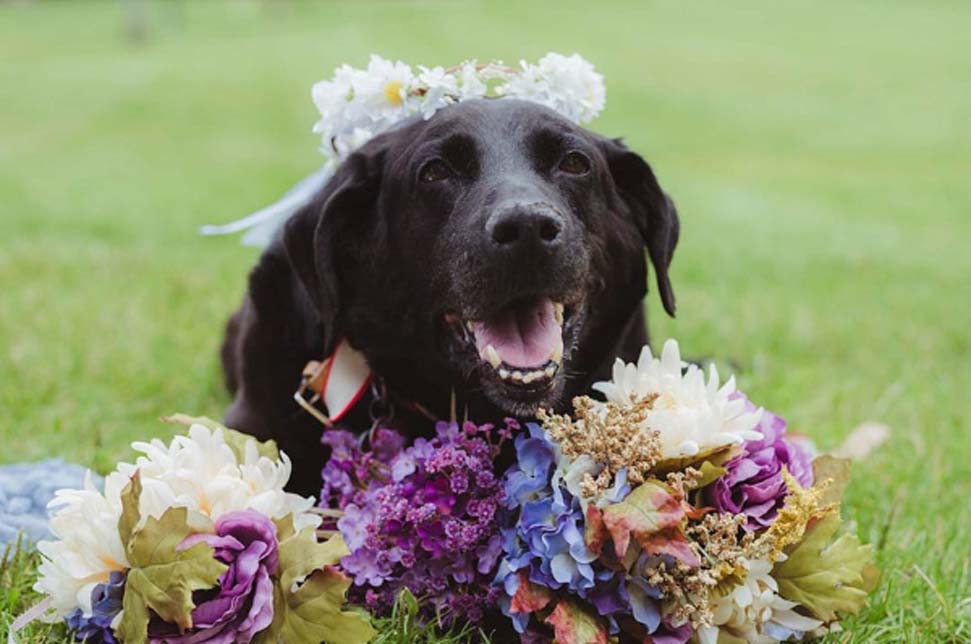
top-left (221, 98), bottom-right (679, 496)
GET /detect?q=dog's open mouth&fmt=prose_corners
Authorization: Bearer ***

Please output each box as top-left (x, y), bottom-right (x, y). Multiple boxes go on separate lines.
top-left (445, 297), bottom-right (571, 395)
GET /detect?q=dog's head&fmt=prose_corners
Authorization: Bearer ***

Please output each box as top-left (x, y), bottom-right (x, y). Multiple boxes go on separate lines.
top-left (284, 98), bottom-right (678, 416)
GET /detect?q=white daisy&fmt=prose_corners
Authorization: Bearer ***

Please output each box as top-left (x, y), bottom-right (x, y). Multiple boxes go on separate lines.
top-left (499, 53), bottom-right (606, 124)
top-left (456, 60), bottom-right (489, 99)
top-left (352, 55), bottom-right (419, 127)
top-left (592, 339), bottom-right (763, 459)
top-left (417, 65), bottom-right (459, 119)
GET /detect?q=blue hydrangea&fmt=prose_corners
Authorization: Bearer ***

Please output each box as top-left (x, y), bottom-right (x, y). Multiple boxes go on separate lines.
top-left (496, 423), bottom-right (666, 635)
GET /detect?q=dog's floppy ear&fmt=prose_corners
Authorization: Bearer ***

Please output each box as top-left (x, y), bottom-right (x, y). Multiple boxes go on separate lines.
top-left (603, 138), bottom-right (680, 317)
top-left (282, 145), bottom-right (384, 351)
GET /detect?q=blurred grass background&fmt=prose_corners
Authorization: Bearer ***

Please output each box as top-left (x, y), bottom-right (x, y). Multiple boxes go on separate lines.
top-left (1, 1), bottom-right (969, 641)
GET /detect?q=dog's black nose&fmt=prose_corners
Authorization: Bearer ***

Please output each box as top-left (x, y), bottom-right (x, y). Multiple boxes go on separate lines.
top-left (488, 204), bottom-right (563, 250)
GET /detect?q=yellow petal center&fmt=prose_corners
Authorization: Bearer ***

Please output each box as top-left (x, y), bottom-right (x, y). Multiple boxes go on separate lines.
top-left (384, 80), bottom-right (404, 105)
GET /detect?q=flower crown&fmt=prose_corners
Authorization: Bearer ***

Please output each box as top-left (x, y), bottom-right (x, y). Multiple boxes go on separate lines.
top-left (312, 52), bottom-right (606, 168)
top-left (201, 53), bottom-right (606, 246)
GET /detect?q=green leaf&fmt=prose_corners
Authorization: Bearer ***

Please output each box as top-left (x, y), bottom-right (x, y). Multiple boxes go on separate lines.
top-left (773, 512), bottom-right (879, 622)
top-left (543, 598), bottom-right (607, 644)
top-left (273, 514), bottom-right (297, 542)
top-left (601, 479), bottom-right (699, 566)
top-left (222, 427), bottom-right (280, 462)
top-left (254, 524), bottom-right (375, 644)
top-left (277, 525), bottom-right (349, 594)
top-left (397, 587), bottom-right (420, 618)
top-left (652, 444), bottom-right (737, 477)
top-left (118, 470), bottom-right (142, 548)
top-left (116, 582), bottom-right (151, 644)
top-left (162, 413), bottom-right (280, 461)
top-left (690, 459), bottom-right (729, 491)
top-left (256, 569), bottom-right (375, 644)
top-left (812, 454), bottom-right (852, 507)
top-left (118, 506), bottom-right (227, 640)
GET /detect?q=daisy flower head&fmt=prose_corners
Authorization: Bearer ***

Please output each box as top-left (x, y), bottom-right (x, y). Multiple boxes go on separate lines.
top-left (498, 52), bottom-right (606, 124)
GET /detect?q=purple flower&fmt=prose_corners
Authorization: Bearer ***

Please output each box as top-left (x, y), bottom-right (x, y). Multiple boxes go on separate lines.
top-left (148, 510), bottom-right (277, 644)
top-left (323, 421), bottom-right (511, 625)
top-left (65, 571), bottom-right (125, 643)
top-left (320, 428), bottom-right (403, 512)
top-left (706, 400), bottom-right (814, 531)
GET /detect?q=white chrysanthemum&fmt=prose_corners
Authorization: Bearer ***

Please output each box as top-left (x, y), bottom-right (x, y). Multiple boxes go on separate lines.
top-left (592, 339), bottom-right (763, 459)
top-left (34, 472), bottom-right (128, 620)
top-left (698, 557), bottom-right (823, 644)
top-left (499, 52), bottom-right (605, 123)
top-left (105, 424), bottom-right (319, 531)
top-left (34, 424), bottom-right (319, 620)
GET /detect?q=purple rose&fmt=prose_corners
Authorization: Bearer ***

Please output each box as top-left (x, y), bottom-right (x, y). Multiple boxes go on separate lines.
top-left (149, 510), bottom-right (278, 644)
top-left (707, 400), bottom-right (814, 531)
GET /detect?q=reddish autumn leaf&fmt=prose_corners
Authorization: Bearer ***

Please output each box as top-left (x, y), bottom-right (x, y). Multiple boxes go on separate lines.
top-left (637, 526), bottom-right (700, 567)
top-left (684, 502), bottom-right (709, 521)
top-left (544, 598), bottom-right (608, 644)
top-left (601, 479), bottom-right (698, 566)
top-left (584, 504), bottom-right (608, 556)
top-left (509, 571), bottom-right (553, 614)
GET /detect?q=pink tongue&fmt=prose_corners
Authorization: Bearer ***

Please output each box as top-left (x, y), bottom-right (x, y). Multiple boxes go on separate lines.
top-left (472, 298), bottom-right (563, 368)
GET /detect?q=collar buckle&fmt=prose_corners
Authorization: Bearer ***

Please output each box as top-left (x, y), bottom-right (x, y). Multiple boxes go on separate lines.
top-left (293, 360), bottom-right (334, 427)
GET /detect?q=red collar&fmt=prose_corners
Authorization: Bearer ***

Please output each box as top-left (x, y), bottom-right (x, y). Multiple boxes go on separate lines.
top-left (294, 339), bottom-right (438, 430)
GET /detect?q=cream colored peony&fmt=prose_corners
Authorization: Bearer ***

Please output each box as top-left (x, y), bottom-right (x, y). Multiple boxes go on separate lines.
top-left (34, 423), bottom-right (319, 620)
top-left (592, 339), bottom-right (763, 459)
top-left (34, 472), bottom-right (129, 619)
top-left (697, 556), bottom-right (823, 644)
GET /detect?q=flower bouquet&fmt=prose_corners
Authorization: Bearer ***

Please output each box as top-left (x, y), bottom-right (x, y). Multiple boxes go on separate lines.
top-left (26, 339), bottom-right (878, 644)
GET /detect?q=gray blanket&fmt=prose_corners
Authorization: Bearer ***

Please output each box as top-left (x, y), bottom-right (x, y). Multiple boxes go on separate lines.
top-left (0, 459), bottom-right (97, 547)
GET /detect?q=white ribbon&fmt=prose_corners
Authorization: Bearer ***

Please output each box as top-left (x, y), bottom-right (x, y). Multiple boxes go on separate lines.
top-left (199, 166), bottom-right (332, 248)
top-left (7, 597), bottom-right (53, 644)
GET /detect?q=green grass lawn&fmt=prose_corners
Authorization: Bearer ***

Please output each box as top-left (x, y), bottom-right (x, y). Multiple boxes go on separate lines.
top-left (1, 1), bottom-right (969, 642)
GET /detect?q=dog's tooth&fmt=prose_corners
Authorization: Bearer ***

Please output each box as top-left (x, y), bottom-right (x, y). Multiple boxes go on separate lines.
top-left (466, 321), bottom-right (474, 332)
top-left (550, 343), bottom-right (563, 364)
top-left (511, 370), bottom-right (523, 382)
top-left (485, 344), bottom-right (502, 369)
top-left (553, 302), bottom-right (565, 326)
top-left (499, 368), bottom-right (510, 380)
top-left (544, 364), bottom-right (556, 378)
top-left (522, 371), bottom-right (536, 384)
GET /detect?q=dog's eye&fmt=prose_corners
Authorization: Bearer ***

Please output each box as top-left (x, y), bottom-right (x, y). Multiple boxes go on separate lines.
top-left (419, 159), bottom-right (454, 183)
top-left (557, 151), bottom-right (592, 175)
